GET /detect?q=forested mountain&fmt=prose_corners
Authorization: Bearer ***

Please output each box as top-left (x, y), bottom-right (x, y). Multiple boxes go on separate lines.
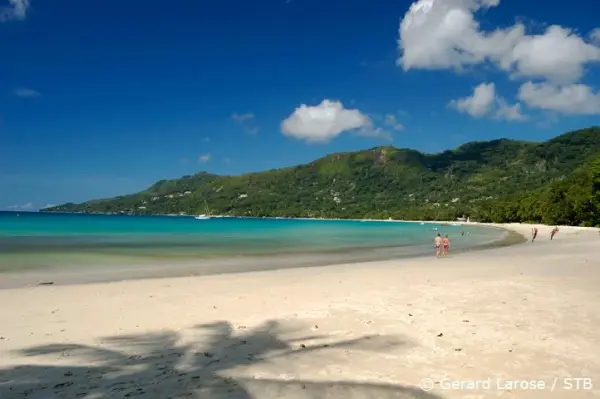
top-left (45, 127), bottom-right (600, 226)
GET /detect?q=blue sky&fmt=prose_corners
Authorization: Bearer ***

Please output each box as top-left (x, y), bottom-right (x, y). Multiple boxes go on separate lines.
top-left (1, 0), bottom-right (600, 210)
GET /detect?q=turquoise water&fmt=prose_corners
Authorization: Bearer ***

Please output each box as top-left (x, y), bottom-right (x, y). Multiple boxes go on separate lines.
top-left (0, 211), bottom-right (506, 273)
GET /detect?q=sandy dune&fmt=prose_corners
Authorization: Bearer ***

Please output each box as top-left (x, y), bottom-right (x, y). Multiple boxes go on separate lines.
top-left (1, 223), bottom-right (599, 398)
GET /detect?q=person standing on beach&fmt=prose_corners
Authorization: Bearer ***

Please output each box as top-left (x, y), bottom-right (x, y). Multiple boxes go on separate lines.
top-left (532, 227), bottom-right (538, 242)
top-left (442, 235), bottom-right (450, 257)
top-left (550, 226), bottom-right (559, 240)
top-left (434, 233), bottom-right (442, 258)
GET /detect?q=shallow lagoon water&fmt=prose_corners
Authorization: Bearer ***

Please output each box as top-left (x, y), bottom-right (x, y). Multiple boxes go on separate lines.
top-left (0, 212), bottom-right (508, 275)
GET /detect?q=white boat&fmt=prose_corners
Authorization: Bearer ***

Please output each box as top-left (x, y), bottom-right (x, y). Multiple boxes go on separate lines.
top-left (195, 201), bottom-right (212, 220)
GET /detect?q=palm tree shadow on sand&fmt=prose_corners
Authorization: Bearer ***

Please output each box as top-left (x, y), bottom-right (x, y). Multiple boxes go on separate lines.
top-left (0, 319), bottom-right (442, 398)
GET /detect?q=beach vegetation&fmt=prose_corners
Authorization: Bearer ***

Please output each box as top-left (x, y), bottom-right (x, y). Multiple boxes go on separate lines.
top-left (43, 127), bottom-right (600, 227)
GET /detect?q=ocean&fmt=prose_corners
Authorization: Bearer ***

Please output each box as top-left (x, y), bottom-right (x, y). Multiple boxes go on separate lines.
top-left (0, 212), bottom-right (510, 282)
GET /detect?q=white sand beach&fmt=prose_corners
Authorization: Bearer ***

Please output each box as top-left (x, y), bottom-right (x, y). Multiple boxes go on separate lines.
top-left (1, 223), bottom-right (599, 398)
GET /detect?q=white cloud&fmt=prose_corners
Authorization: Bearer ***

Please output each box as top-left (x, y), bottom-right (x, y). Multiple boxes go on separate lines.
top-left (281, 100), bottom-right (373, 143)
top-left (8, 202), bottom-right (33, 210)
top-left (198, 153), bottom-right (212, 163)
top-left (495, 100), bottom-right (527, 121)
top-left (518, 82), bottom-right (600, 115)
top-left (41, 204), bottom-right (56, 209)
top-left (0, 0), bottom-right (29, 22)
top-left (231, 112), bottom-right (259, 134)
top-left (399, 0), bottom-right (502, 70)
top-left (13, 87), bottom-right (40, 98)
top-left (505, 26), bottom-right (600, 84)
top-left (398, 0), bottom-right (600, 84)
top-left (450, 82), bottom-right (526, 121)
top-left (384, 114), bottom-right (405, 130)
top-left (450, 82), bottom-right (496, 117)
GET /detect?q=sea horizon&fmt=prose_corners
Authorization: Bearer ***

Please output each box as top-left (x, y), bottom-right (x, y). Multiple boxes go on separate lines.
top-left (2, 209), bottom-right (475, 224)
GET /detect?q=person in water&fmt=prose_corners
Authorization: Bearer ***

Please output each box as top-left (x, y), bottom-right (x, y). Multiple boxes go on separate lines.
top-left (532, 227), bottom-right (538, 242)
top-left (550, 226), bottom-right (559, 240)
top-left (434, 233), bottom-right (442, 258)
top-left (442, 235), bottom-right (450, 257)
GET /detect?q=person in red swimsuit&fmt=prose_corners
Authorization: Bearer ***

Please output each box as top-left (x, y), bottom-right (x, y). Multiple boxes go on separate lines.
top-left (442, 235), bottom-right (450, 257)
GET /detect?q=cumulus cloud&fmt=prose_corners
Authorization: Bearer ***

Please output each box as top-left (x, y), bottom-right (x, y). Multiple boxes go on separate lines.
top-left (450, 82), bottom-right (526, 121)
top-left (8, 202), bottom-right (33, 210)
top-left (281, 100), bottom-right (373, 143)
top-left (0, 0), bottom-right (29, 22)
top-left (198, 153), bottom-right (211, 163)
top-left (450, 83), bottom-right (496, 117)
top-left (495, 100), bottom-right (527, 121)
top-left (398, 0), bottom-right (600, 84)
top-left (505, 26), bottom-right (600, 84)
top-left (518, 82), bottom-right (600, 115)
top-left (399, 0), bottom-right (503, 70)
top-left (399, 0), bottom-right (600, 120)
top-left (231, 112), bottom-right (259, 134)
top-left (13, 87), bottom-right (40, 98)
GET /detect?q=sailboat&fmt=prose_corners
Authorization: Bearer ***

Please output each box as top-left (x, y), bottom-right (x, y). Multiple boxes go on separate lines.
top-left (195, 200), bottom-right (212, 220)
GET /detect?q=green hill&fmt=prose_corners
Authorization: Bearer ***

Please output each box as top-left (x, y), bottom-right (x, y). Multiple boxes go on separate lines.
top-left (476, 150), bottom-right (600, 226)
top-left (44, 126), bottom-right (600, 225)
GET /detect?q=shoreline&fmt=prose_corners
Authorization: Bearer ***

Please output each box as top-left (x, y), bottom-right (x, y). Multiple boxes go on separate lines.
top-left (0, 223), bottom-right (520, 289)
top-left (1, 222), bottom-right (599, 398)
top-left (0, 221), bottom-right (594, 290)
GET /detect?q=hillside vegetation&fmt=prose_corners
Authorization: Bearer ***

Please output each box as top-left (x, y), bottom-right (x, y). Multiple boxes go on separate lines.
top-left (45, 127), bottom-right (600, 226)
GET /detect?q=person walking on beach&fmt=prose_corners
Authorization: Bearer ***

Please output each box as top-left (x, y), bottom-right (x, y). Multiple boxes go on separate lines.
top-left (532, 227), bottom-right (538, 242)
top-left (442, 235), bottom-right (450, 257)
top-left (434, 233), bottom-right (442, 258)
top-left (550, 226), bottom-right (559, 240)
